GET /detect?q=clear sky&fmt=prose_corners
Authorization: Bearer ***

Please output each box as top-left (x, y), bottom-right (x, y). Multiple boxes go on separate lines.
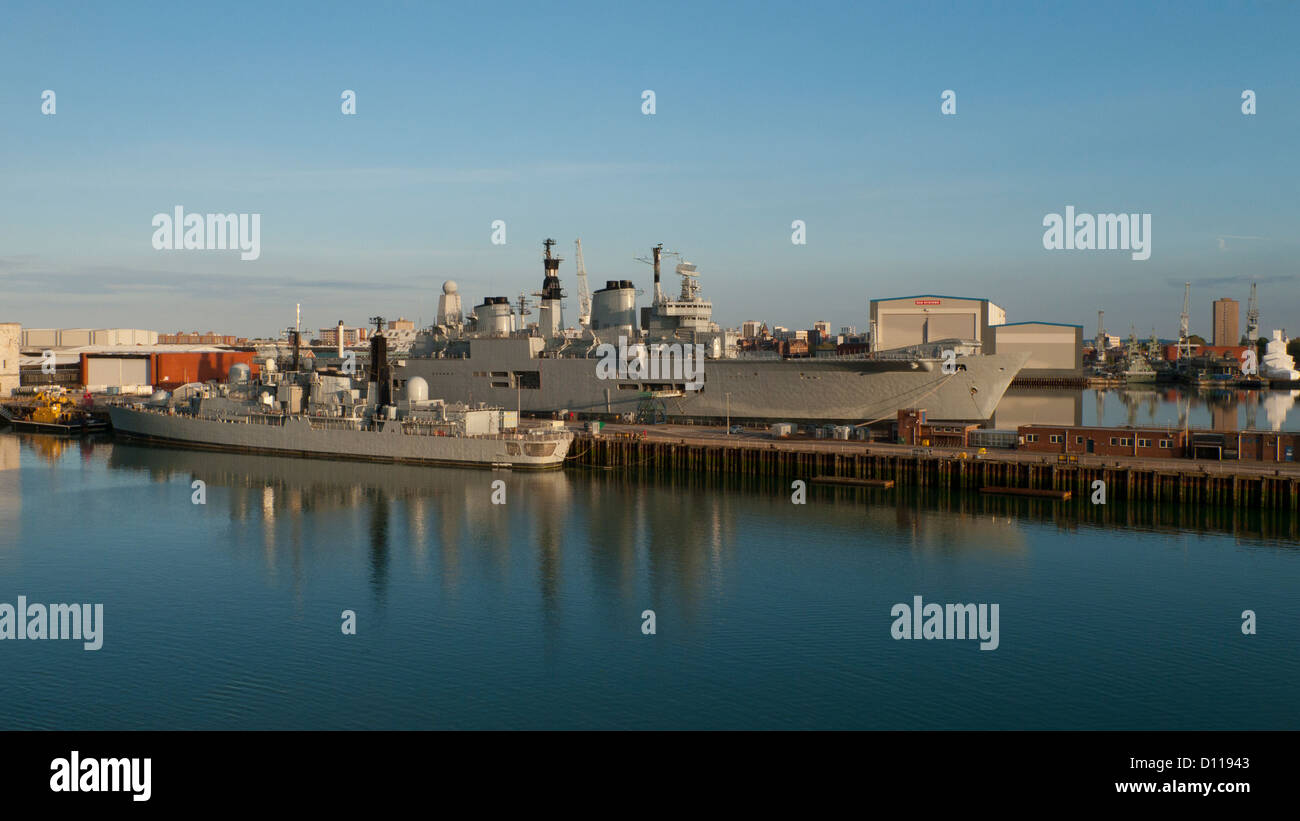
top-left (2, 1), bottom-right (1297, 339)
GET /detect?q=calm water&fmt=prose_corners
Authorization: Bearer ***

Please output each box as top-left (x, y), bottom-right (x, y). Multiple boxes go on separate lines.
top-left (1, 431), bottom-right (1298, 730)
top-left (996, 386), bottom-right (1300, 432)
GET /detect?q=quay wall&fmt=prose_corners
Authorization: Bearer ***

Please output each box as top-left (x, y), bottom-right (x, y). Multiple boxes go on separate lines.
top-left (569, 433), bottom-right (1300, 512)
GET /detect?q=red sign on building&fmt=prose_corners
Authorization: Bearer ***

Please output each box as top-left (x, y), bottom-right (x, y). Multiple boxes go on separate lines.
top-left (914, 299), bottom-right (941, 306)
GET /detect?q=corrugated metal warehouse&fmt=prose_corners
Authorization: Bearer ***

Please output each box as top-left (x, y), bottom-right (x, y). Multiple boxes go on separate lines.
top-left (869, 295), bottom-right (1082, 378)
top-left (987, 321), bottom-right (1083, 376)
top-left (869, 294), bottom-right (1006, 351)
top-left (21, 328), bottom-right (158, 348)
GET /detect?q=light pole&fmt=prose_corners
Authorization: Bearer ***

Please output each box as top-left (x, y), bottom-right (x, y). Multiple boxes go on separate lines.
top-left (725, 392), bottom-right (730, 434)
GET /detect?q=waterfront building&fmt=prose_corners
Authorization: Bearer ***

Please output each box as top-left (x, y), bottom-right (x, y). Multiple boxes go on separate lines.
top-left (987, 322), bottom-right (1084, 377)
top-left (0, 323), bottom-right (19, 397)
top-left (869, 294), bottom-right (1006, 351)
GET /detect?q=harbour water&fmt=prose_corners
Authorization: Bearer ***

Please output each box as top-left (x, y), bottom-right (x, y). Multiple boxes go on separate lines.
top-left (2, 423), bottom-right (1297, 730)
top-left (998, 386), bottom-right (1300, 432)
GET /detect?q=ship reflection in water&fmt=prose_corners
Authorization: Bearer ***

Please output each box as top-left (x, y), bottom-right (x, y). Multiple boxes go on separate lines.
top-left (103, 442), bottom-right (1049, 608)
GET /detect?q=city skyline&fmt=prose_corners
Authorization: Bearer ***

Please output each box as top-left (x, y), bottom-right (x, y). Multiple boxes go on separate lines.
top-left (2, 1), bottom-right (1297, 338)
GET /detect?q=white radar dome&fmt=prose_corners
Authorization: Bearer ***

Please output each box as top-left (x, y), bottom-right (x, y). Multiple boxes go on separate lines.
top-left (407, 376), bottom-right (429, 402)
top-left (443, 280), bottom-right (458, 295)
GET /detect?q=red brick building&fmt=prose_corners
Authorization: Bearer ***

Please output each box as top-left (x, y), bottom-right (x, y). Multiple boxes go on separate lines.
top-left (1018, 424), bottom-right (1299, 463)
top-left (1162, 343), bottom-right (1246, 364)
top-left (1018, 425), bottom-right (1188, 457)
top-left (897, 409), bottom-right (979, 447)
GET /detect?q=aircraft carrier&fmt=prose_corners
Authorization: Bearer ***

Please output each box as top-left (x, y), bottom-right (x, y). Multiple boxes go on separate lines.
top-left (397, 241), bottom-right (1029, 424)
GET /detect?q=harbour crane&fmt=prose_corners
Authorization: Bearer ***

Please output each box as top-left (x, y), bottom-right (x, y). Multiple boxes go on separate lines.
top-left (1095, 310), bottom-right (1106, 362)
top-left (574, 239), bottom-right (592, 327)
top-left (1178, 281), bottom-right (1192, 360)
top-left (1246, 282), bottom-right (1260, 343)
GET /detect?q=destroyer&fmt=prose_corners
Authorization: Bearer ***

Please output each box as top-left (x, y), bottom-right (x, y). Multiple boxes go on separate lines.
top-left (108, 330), bottom-right (572, 470)
top-left (398, 239), bottom-right (1029, 424)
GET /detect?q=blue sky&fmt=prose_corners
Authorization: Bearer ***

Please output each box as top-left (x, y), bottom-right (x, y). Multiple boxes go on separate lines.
top-left (2, 1), bottom-right (1297, 339)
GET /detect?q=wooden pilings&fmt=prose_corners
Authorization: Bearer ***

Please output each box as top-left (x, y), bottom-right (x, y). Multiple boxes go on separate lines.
top-left (570, 434), bottom-right (1300, 512)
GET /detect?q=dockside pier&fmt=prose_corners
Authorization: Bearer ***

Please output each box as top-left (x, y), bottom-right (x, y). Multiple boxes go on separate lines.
top-left (570, 425), bottom-right (1300, 511)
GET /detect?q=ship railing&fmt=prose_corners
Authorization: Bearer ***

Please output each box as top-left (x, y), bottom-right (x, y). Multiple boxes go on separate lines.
top-left (131, 405), bottom-right (572, 440)
top-left (397, 425), bottom-right (573, 441)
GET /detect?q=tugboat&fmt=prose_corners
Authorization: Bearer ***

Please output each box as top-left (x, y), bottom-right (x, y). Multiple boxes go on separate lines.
top-left (3, 388), bottom-right (108, 435)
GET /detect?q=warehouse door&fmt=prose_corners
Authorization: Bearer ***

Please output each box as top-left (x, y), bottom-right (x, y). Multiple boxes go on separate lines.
top-left (86, 357), bottom-right (151, 387)
top-left (928, 313), bottom-right (976, 342)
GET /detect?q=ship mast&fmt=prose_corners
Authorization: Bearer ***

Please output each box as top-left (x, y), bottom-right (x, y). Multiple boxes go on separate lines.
top-left (1246, 282), bottom-right (1260, 343)
top-left (635, 243), bottom-right (667, 304)
top-left (574, 238), bottom-right (591, 327)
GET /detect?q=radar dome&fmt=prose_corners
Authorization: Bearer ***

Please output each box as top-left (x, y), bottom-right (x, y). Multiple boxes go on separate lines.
top-left (407, 376), bottom-right (429, 402)
top-left (443, 280), bottom-right (458, 295)
top-left (228, 363), bottom-right (250, 383)
top-left (150, 390), bottom-right (170, 403)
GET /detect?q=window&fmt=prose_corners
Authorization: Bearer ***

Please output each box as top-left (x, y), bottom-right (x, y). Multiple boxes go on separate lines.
top-left (1159, 440), bottom-right (1171, 449)
top-left (1049, 434), bottom-right (1061, 444)
top-left (1121, 438), bottom-right (1131, 446)
top-left (1075, 436), bottom-right (1083, 444)
top-left (513, 370), bottom-right (541, 389)
top-left (1110, 437), bottom-right (1118, 445)
top-left (1027, 434), bottom-right (1038, 443)
top-left (1138, 439), bottom-right (1150, 447)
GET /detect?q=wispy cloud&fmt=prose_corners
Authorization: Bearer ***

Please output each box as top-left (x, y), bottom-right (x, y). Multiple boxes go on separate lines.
top-left (0, 263), bottom-right (414, 296)
top-left (1217, 235), bottom-right (1268, 250)
top-left (1165, 273), bottom-right (1296, 288)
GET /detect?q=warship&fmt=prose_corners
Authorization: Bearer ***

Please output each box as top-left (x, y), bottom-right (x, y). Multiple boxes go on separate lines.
top-left (107, 330), bottom-right (572, 470)
top-left (397, 240), bottom-right (1029, 424)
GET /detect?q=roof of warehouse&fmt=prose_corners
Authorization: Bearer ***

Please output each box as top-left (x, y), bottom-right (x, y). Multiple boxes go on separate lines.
top-left (18, 354), bottom-right (81, 366)
top-left (871, 294), bottom-right (990, 303)
top-left (19, 344), bottom-right (249, 355)
top-left (996, 321), bottom-right (1084, 328)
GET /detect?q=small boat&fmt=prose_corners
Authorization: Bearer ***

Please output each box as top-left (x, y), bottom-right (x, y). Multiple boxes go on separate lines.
top-left (2, 389), bottom-right (109, 435)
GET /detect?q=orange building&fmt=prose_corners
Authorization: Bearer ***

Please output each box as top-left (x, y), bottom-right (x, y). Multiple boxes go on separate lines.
top-left (80, 350), bottom-right (259, 388)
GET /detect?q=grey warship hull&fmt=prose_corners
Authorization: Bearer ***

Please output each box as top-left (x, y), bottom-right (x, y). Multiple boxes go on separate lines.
top-left (399, 338), bottom-right (1030, 423)
top-left (107, 404), bottom-right (572, 469)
